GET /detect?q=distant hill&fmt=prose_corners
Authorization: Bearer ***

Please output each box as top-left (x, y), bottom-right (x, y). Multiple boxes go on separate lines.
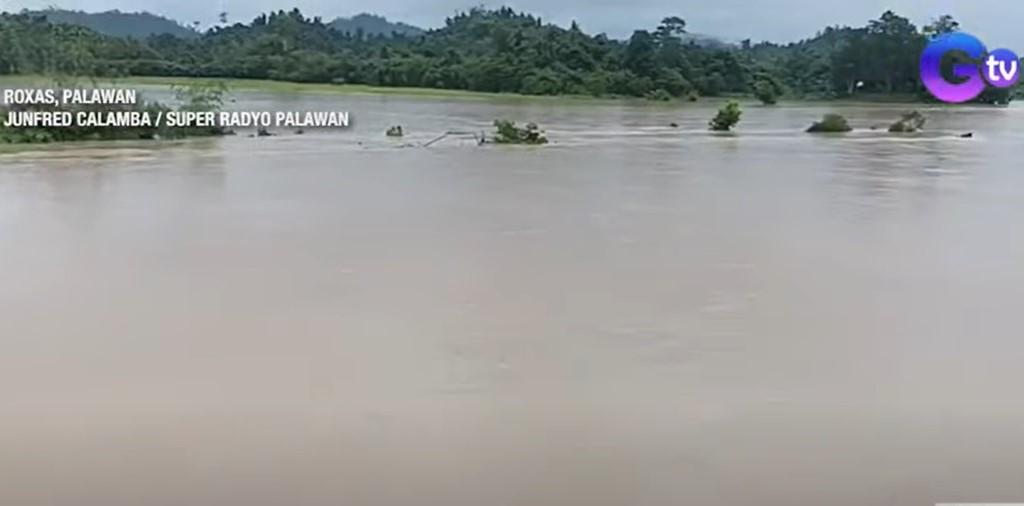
top-left (26, 9), bottom-right (197, 38)
top-left (328, 13), bottom-right (424, 37)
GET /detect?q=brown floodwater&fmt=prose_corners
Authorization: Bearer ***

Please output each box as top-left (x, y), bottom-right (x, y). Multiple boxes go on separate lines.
top-left (2, 93), bottom-right (1024, 506)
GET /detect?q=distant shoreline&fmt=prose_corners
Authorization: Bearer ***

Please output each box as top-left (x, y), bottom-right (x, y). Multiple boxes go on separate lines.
top-left (0, 75), bottom-right (617, 103)
top-left (0, 75), bottom-right (934, 105)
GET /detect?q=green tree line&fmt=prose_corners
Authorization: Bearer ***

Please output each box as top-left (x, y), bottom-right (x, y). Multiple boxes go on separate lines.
top-left (0, 8), bottom-right (1017, 102)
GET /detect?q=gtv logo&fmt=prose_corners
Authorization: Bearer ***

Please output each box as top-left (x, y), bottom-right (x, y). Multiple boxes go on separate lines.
top-left (920, 32), bottom-right (1019, 103)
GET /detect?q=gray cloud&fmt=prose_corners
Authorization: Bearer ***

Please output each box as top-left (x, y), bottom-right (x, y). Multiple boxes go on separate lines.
top-left (7, 0), bottom-right (1024, 48)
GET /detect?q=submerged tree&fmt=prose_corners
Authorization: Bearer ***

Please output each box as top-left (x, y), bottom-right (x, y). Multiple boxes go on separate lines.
top-left (492, 120), bottom-right (548, 144)
top-left (709, 101), bottom-right (742, 131)
top-left (754, 80), bottom-right (779, 105)
top-left (645, 88), bottom-right (672, 101)
top-left (806, 113), bottom-right (852, 132)
top-left (172, 80), bottom-right (228, 112)
top-left (887, 110), bottom-right (925, 132)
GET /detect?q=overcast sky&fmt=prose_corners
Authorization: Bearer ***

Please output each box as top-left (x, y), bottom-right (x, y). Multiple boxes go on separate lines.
top-left (5, 0), bottom-right (1024, 47)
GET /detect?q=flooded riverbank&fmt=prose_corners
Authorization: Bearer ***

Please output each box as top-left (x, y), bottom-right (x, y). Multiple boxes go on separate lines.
top-left (2, 94), bottom-right (1024, 506)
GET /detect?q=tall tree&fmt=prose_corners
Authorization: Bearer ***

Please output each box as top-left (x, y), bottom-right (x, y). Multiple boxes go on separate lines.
top-left (923, 14), bottom-right (960, 38)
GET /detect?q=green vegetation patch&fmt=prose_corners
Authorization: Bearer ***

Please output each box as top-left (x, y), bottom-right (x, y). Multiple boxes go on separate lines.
top-left (491, 120), bottom-right (548, 144)
top-left (4, 8), bottom-right (1013, 103)
top-left (806, 113), bottom-right (853, 133)
top-left (709, 101), bottom-right (742, 131)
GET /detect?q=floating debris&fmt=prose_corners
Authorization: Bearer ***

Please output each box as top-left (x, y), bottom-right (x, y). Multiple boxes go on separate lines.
top-left (423, 130), bottom-right (486, 147)
top-left (888, 110), bottom-right (926, 133)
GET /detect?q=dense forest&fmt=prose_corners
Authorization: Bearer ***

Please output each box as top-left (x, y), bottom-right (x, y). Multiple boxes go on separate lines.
top-left (0, 7), bottom-right (1017, 102)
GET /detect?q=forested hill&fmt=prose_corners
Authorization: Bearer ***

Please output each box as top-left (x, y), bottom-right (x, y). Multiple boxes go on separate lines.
top-left (328, 13), bottom-right (424, 37)
top-left (25, 9), bottom-right (197, 38)
top-left (0, 8), bottom-right (1015, 103)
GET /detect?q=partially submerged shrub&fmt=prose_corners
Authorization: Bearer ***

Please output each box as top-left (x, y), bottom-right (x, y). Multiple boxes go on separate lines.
top-left (709, 101), bottom-right (742, 131)
top-left (806, 113), bottom-right (852, 133)
top-left (492, 120), bottom-right (548, 145)
top-left (172, 81), bottom-right (228, 112)
top-left (887, 111), bottom-right (926, 133)
top-left (645, 88), bottom-right (672, 101)
top-left (753, 80), bottom-right (778, 105)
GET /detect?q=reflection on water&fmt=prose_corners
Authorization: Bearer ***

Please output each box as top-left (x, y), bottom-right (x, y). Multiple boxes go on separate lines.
top-left (3, 94), bottom-right (1024, 506)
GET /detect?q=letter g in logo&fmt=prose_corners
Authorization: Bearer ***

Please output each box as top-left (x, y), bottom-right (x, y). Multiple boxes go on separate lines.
top-left (920, 32), bottom-right (988, 103)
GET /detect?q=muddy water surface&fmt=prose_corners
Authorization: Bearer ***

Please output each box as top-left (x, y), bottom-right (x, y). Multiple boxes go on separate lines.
top-left (2, 94), bottom-right (1024, 506)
